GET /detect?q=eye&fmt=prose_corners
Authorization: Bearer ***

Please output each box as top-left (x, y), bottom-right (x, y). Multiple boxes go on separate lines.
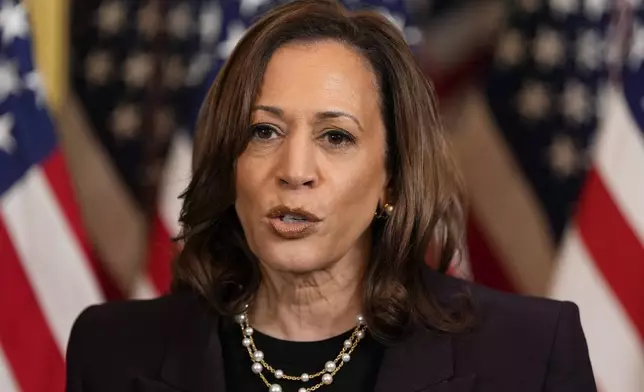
top-left (250, 124), bottom-right (279, 140)
top-left (322, 130), bottom-right (355, 147)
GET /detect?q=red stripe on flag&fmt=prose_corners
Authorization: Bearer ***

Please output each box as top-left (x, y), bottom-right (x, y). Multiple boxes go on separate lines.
top-left (577, 169), bottom-right (644, 339)
top-left (466, 213), bottom-right (516, 293)
top-left (41, 150), bottom-right (123, 300)
top-left (0, 215), bottom-right (65, 392)
top-left (146, 213), bottom-right (175, 295)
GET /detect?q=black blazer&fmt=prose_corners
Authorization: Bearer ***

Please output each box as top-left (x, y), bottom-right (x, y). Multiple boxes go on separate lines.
top-left (65, 267), bottom-right (597, 392)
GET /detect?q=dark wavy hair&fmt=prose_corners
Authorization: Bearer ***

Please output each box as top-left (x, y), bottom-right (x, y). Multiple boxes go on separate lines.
top-left (172, 0), bottom-right (472, 341)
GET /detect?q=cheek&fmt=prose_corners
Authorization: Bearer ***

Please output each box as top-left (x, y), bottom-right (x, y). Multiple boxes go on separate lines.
top-left (329, 152), bottom-right (386, 218)
top-left (234, 155), bottom-right (265, 221)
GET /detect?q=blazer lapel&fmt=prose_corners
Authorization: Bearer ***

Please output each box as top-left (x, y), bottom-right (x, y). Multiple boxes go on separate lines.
top-left (374, 327), bottom-right (476, 392)
top-left (136, 292), bottom-right (226, 392)
top-left (375, 266), bottom-right (479, 392)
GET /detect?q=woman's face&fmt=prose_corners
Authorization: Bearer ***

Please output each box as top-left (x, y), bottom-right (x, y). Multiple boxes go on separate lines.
top-left (235, 40), bottom-right (388, 274)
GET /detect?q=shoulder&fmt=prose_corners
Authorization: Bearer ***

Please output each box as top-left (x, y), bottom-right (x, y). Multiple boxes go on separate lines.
top-left (423, 269), bottom-right (596, 390)
top-left (68, 289), bottom-right (197, 348)
top-left (424, 267), bottom-right (576, 337)
top-left (463, 276), bottom-right (580, 351)
top-left (65, 290), bottom-right (202, 389)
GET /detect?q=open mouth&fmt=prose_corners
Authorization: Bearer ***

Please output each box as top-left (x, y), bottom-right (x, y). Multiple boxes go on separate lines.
top-left (267, 206), bottom-right (321, 222)
top-left (267, 206), bottom-right (321, 239)
top-left (280, 213), bottom-right (310, 223)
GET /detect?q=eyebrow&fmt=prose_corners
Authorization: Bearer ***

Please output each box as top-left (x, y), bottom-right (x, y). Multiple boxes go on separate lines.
top-left (252, 105), bottom-right (364, 132)
top-left (316, 111), bottom-right (364, 132)
top-left (253, 105), bottom-right (283, 117)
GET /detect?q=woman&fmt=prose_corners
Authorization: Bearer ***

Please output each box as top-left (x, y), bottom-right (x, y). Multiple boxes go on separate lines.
top-left (66, 1), bottom-right (596, 391)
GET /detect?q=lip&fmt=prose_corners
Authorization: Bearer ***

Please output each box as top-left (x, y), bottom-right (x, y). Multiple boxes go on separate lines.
top-left (266, 205), bottom-right (321, 239)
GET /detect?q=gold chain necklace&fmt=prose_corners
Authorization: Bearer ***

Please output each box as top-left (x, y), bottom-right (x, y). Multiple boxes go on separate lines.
top-left (234, 310), bottom-right (367, 392)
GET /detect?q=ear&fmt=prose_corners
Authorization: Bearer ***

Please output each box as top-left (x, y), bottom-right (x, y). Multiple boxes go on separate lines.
top-left (379, 182), bottom-right (394, 207)
top-left (378, 165), bottom-right (393, 209)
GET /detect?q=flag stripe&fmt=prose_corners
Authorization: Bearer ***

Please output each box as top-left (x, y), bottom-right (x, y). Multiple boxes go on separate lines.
top-left (577, 170), bottom-right (644, 339)
top-left (449, 89), bottom-right (555, 296)
top-left (465, 215), bottom-right (516, 293)
top-left (158, 132), bottom-right (192, 239)
top-left (0, 164), bottom-right (103, 352)
top-left (0, 216), bottom-right (65, 392)
top-left (146, 214), bottom-right (174, 295)
top-left (595, 87), bottom-right (644, 243)
top-left (0, 346), bottom-right (19, 392)
top-left (41, 151), bottom-right (94, 262)
top-left (144, 131), bottom-right (194, 296)
top-left (550, 230), bottom-right (644, 392)
top-left (57, 94), bottom-right (148, 297)
top-left (41, 151), bottom-right (123, 300)
top-left (130, 275), bottom-right (158, 300)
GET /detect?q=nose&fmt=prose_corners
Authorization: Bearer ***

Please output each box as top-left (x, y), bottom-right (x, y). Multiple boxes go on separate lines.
top-left (275, 132), bottom-right (318, 190)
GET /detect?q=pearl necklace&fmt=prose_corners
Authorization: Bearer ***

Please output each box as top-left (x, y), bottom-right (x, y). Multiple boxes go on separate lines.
top-left (234, 310), bottom-right (367, 392)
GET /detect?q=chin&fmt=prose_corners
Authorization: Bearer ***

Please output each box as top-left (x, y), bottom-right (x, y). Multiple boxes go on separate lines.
top-left (256, 239), bottom-right (335, 274)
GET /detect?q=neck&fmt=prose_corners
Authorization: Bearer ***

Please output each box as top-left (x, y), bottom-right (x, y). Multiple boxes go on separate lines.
top-left (248, 252), bottom-right (366, 342)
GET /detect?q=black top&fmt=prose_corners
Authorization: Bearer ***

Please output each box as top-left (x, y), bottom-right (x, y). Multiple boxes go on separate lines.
top-left (65, 266), bottom-right (597, 392)
top-left (219, 317), bottom-right (384, 392)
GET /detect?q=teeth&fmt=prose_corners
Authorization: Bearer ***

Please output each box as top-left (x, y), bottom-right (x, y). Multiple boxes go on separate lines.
top-left (282, 214), bottom-right (307, 223)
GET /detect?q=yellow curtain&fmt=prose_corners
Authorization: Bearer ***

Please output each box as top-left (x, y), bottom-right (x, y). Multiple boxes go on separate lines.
top-left (25, 0), bottom-right (68, 112)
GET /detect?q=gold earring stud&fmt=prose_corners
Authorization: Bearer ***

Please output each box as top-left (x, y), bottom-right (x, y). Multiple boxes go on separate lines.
top-left (374, 203), bottom-right (394, 219)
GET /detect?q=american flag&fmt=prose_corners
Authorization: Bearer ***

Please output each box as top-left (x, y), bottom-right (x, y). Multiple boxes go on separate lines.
top-left (0, 2), bottom-right (103, 391)
top-left (435, 0), bottom-right (644, 390)
top-left (549, 2), bottom-right (644, 390)
top-left (461, 0), bottom-right (611, 294)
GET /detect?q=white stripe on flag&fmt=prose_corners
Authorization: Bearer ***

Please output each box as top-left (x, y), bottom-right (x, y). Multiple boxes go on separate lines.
top-left (0, 166), bottom-right (103, 353)
top-left (0, 345), bottom-right (18, 392)
top-left (595, 86), bottom-right (644, 243)
top-left (130, 275), bottom-right (158, 300)
top-left (159, 131), bottom-right (193, 238)
top-left (549, 229), bottom-right (644, 392)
